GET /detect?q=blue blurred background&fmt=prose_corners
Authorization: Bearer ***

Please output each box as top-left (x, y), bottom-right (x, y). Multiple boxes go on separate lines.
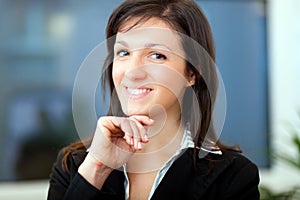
top-left (0, 0), bottom-right (269, 181)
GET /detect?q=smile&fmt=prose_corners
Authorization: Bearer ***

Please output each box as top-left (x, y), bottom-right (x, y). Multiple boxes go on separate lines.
top-left (128, 88), bottom-right (152, 95)
top-left (125, 87), bottom-right (153, 99)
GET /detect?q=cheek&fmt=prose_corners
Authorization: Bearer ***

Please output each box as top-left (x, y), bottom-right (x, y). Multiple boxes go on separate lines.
top-left (112, 64), bottom-right (124, 85)
top-left (173, 58), bottom-right (187, 78)
top-left (151, 59), bottom-right (187, 88)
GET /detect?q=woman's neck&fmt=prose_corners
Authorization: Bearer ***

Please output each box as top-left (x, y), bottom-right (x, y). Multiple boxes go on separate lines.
top-left (125, 110), bottom-right (185, 173)
top-left (142, 116), bottom-right (184, 153)
top-left (142, 103), bottom-right (184, 151)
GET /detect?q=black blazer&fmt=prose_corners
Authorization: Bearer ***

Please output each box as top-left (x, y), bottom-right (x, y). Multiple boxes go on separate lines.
top-left (47, 148), bottom-right (260, 200)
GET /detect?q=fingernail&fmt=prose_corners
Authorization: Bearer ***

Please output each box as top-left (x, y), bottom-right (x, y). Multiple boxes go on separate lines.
top-left (142, 135), bottom-right (148, 141)
top-left (149, 119), bottom-right (155, 123)
top-left (137, 142), bottom-right (142, 149)
top-left (130, 138), bottom-right (134, 145)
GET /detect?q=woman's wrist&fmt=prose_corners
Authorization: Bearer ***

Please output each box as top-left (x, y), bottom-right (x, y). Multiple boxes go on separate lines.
top-left (78, 153), bottom-right (113, 190)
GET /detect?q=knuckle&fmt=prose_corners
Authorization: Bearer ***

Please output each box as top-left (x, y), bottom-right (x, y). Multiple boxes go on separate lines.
top-left (97, 117), bottom-right (105, 126)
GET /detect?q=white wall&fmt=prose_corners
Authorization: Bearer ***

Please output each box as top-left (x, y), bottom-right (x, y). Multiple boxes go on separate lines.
top-left (259, 0), bottom-right (300, 192)
top-left (0, 181), bottom-right (48, 200)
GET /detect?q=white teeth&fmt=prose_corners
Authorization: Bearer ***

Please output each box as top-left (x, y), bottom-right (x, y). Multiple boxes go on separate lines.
top-left (127, 88), bottom-right (151, 95)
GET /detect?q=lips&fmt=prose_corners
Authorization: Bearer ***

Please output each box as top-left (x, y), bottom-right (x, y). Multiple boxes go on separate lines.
top-left (125, 86), bottom-right (153, 99)
top-left (127, 88), bottom-right (152, 95)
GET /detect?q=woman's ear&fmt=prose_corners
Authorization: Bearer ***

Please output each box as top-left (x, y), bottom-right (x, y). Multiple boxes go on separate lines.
top-left (186, 73), bottom-right (196, 87)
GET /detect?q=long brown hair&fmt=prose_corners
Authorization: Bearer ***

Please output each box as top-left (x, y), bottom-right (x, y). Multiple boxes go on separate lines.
top-left (62, 0), bottom-right (240, 172)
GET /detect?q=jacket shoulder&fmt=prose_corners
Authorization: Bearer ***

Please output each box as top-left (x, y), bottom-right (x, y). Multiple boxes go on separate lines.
top-left (203, 150), bottom-right (260, 199)
top-left (49, 147), bottom-right (87, 184)
top-left (220, 150), bottom-right (257, 169)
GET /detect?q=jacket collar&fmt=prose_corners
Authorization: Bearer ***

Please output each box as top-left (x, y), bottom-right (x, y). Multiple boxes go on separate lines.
top-left (150, 148), bottom-right (235, 199)
top-left (71, 148), bottom-right (236, 199)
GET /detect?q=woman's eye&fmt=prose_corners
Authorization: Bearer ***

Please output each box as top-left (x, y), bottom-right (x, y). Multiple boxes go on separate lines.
top-left (150, 53), bottom-right (167, 60)
top-left (117, 50), bottom-right (129, 57)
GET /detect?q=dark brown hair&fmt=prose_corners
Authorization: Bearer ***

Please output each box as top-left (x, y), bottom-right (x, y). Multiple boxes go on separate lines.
top-left (62, 0), bottom-right (240, 172)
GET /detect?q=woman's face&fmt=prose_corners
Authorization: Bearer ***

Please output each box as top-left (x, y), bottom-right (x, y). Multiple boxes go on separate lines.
top-left (112, 17), bottom-right (193, 117)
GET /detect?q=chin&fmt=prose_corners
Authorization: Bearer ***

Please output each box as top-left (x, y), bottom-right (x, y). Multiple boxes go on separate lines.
top-left (123, 107), bottom-right (149, 116)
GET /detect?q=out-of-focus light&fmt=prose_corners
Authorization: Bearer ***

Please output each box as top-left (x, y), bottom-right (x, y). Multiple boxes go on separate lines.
top-left (48, 13), bottom-right (74, 41)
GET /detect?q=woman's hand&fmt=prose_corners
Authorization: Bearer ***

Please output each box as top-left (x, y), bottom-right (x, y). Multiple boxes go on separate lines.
top-left (90, 115), bottom-right (154, 168)
top-left (78, 115), bottom-right (154, 189)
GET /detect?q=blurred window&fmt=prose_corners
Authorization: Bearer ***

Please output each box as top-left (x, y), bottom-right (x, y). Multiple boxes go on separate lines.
top-left (0, 0), bottom-right (268, 181)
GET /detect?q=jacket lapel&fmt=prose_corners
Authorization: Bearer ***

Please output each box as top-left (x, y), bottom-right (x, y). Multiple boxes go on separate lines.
top-left (150, 148), bottom-right (235, 199)
top-left (71, 148), bottom-right (235, 199)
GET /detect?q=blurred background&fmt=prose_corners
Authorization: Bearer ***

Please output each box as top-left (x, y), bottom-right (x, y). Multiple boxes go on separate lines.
top-left (0, 0), bottom-right (299, 199)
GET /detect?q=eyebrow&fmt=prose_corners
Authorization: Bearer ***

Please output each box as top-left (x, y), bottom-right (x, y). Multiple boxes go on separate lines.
top-left (115, 40), bottom-right (128, 47)
top-left (115, 40), bottom-right (172, 51)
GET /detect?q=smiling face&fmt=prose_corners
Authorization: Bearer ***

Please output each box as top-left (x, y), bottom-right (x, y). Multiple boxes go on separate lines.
top-left (112, 17), bottom-right (194, 117)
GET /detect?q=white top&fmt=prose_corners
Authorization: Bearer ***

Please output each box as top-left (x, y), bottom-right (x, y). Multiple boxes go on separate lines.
top-left (123, 127), bottom-right (222, 200)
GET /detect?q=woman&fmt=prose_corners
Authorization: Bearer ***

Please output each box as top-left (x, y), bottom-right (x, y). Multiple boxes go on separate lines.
top-left (47, 0), bottom-right (260, 199)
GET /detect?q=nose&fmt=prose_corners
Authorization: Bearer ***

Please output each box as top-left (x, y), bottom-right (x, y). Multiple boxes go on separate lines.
top-left (124, 53), bottom-right (147, 81)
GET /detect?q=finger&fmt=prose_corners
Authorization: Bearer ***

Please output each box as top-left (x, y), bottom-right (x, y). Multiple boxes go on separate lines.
top-left (131, 118), bottom-right (149, 143)
top-left (123, 133), bottom-right (132, 145)
top-left (130, 115), bottom-right (155, 126)
top-left (98, 117), bottom-right (127, 139)
top-left (110, 117), bottom-right (149, 148)
top-left (128, 120), bottom-right (143, 150)
top-left (129, 116), bottom-right (152, 143)
top-left (119, 118), bottom-right (135, 146)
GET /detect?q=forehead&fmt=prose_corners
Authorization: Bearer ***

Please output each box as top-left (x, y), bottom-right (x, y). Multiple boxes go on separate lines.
top-left (119, 17), bottom-right (172, 32)
top-left (116, 17), bottom-right (183, 53)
